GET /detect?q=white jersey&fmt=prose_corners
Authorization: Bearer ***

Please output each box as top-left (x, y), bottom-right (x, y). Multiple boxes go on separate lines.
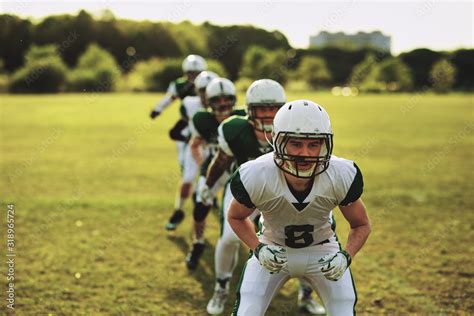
top-left (230, 152), bottom-right (363, 248)
top-left (182, 96), bottom-right (203, 139)
top-left (182, 96), bottom-right (203, 121)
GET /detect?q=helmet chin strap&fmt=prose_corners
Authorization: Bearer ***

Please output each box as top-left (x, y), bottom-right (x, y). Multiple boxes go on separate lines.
top-left (263, 127), bottom-right (273, 148)
top-left (250, 118), bottom-right (273, 146)
top-left (262, 124), bottom-right (273, 133)
top-left (254, 118), bottom-right (273, 132)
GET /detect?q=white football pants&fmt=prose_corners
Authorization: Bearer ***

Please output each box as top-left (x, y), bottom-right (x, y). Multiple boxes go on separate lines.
top-left (233, 236), bottom-right (357, 316)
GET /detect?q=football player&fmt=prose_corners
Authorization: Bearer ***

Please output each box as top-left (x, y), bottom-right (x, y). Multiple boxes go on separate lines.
top-left (228, 100), bottom-right (371, 316)
top-left (150, 54), bottom-right (207, 119)
top-left (185, 78), bottom-right (247, 269)
top-left (165, 71), bottom-right (219, 230)
top-left (149, 55), bottom-right (207, 231)
top-left (202, 80), bottom-right (325, 315)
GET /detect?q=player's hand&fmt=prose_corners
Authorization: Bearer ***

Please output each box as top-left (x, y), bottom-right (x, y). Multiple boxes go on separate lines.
top-left (199, 184), bottom-right (214, 206)
top-left (319, 250), bottom-right (351, 281)
top-left (150, 110), bottom-right (161, 119)
top-left (254, 243), bottom-right (287, 273)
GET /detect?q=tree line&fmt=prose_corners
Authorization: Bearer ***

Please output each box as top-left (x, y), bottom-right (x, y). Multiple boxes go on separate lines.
top-left (0, 10), bottom-right (472, 93)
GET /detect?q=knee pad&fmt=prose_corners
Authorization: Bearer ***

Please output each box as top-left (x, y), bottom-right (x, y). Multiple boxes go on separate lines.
top-left (193, 202), bottom-right (211, 221)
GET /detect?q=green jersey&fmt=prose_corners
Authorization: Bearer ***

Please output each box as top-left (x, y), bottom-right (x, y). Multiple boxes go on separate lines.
top-left (168, 77), bottom-right (196, 100)
top-left (217, 115), bottom-right (273, 166)
top-left (191, 108), bottom-right (247, 145)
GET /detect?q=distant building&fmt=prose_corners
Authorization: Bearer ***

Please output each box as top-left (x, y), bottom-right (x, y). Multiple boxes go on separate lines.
top-left (310, 31), bottom-right (391, 52)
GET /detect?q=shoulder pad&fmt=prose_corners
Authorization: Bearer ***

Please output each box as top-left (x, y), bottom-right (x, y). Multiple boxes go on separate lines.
top-left (221, 115), bottom-right (251, 142)
top-left (192, 110), bottom-right (214, 128)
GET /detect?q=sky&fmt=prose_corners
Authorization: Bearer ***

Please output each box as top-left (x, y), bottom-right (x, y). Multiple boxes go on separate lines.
top-left (1, 0), bottom-right (472, 54)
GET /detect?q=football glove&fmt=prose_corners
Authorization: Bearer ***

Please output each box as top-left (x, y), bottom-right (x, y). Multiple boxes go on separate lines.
top-left (254, 243), bottom-right (287, 273)
top-left (319, 250), bottom-right (351, 281)
top-left (150, 110), bottom-right (161, 119)
top-left (199, 184), bottom-right (214, 206)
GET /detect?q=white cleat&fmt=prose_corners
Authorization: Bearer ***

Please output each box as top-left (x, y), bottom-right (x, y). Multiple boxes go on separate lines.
top-left (298, 296), bottom-right (326, 315)
top-left (206, 283), bottom-right (229, 315)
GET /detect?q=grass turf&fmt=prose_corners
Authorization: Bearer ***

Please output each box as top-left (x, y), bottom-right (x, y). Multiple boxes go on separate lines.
top-left (0, 92), bottom-right (473, 314)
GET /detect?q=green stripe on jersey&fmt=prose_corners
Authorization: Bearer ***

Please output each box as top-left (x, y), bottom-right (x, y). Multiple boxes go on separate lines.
top-left (230, 169), bottom-right (255, 209)
top-left (340, 162), bottom-right (364, 206)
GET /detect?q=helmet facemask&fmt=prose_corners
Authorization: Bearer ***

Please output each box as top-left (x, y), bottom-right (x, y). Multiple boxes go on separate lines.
top-left (273, 132), bottom-right (333, 178)
top-left (186, 71), bottom-right (200, 83)
top-left (209, 95), bottom-right (236, 123)
top-left (249, 103), bottom-right (285, 133)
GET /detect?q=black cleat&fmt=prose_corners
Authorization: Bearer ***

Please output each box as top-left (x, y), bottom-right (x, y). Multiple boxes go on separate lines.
top-left (165, 209), bottom-right (185, 231)
top-left (185, 242), bottom-right (205, 270)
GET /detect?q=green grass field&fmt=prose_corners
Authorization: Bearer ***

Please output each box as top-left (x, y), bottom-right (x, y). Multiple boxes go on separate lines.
top-left (0, 92), bottom-right (473, 315)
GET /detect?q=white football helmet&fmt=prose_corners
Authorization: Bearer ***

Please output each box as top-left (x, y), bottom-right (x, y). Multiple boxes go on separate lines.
top-left (246, 79), bottom-right (286, 132)
top-left (206, 78), bottom-right (237, 122)
top-left (272, 100), bottom-right (333, 178)
top-left (182, 54), bottom-right (207, 73)
top-left (194, 71), bottom-right (219, 91)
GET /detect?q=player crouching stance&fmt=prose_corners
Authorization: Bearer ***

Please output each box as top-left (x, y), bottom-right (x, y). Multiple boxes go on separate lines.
top-left (228, 100), bottom-right (371, 316)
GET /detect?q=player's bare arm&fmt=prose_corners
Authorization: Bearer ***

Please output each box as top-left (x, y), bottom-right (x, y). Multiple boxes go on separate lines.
top-left (190, 135), bottom-right (205, 164)
top-left (205, 148), bottom-right (234, 188)
top-left (339, 198), bottom-right (371, 258)
top-left (227, 198), bottom-right (259, 251)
